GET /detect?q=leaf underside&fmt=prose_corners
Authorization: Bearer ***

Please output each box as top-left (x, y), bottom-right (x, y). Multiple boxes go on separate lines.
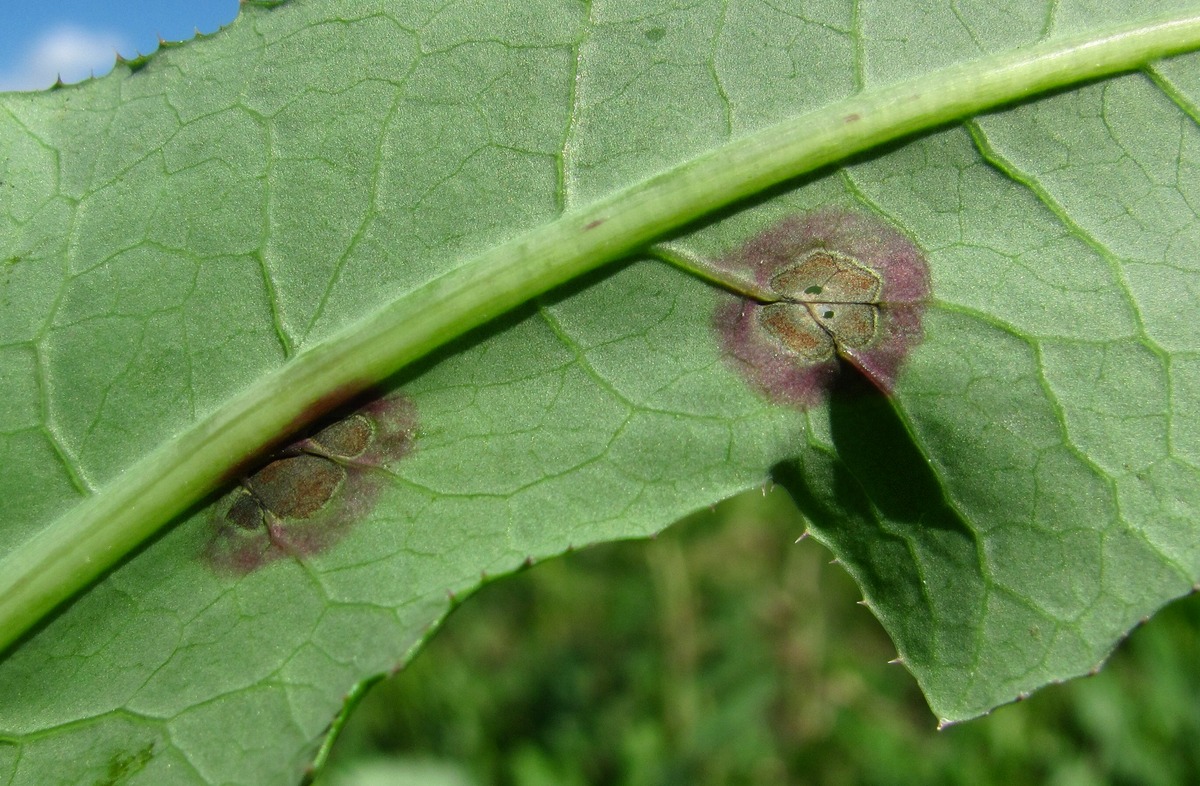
top-left (2, 1), bottom-right (1200, 783)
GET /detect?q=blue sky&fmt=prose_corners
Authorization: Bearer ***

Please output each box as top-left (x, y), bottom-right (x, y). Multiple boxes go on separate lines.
top-left (0, 1), bottom-right (239, 91)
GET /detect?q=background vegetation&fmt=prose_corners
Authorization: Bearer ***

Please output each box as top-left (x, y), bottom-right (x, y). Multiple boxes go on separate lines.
top-left (317, 489), bottom-right (1200, 786)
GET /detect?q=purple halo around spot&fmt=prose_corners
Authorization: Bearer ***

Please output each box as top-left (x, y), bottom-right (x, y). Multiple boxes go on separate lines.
top-left (714, 209), bottom-right (930, 406)
top-left (203, 392), bottom-right (419, 575)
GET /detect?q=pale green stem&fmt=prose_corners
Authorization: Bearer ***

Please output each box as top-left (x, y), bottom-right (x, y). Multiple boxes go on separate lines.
top-left (3, 15), bottom-right (1200, 654)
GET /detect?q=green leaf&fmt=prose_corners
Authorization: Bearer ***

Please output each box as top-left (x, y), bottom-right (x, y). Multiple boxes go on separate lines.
top-left (2, 1), bottom-right (1199, 782)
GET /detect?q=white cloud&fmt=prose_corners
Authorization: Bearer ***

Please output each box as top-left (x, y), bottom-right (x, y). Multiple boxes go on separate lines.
top-left (0, 26), bottom-right (133, 92)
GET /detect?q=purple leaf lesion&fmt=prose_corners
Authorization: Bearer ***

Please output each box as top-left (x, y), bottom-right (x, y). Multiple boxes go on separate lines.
top-left (203, 392), bottom-right (418, 575)
top-left (713, 209), bottom-right (930, 406)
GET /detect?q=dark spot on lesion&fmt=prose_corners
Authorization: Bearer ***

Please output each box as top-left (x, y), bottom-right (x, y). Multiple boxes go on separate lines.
top-left (225, 491), bottom-right (266, 530)
top-left (770, 249), bottom-right (883, 304)
top-left (644, 26), bottom-right (667, 42)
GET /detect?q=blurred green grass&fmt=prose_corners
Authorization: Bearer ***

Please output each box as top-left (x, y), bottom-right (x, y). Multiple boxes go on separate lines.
top-left (315, 487), bottom-right (1200, 786)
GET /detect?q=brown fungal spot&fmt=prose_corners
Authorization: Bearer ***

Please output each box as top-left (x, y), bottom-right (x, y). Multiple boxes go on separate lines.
top-left (713, 209), bottom-right (930, 406)
top-left (760, 303), bottom-right (835, 362)
top-left (766, 249), bottom-right (884, 353)
top-left (244, 454), bottom-right (345, 519)
top-left (810, 303), bottom-right (877, 348)
top-left (309, 413), bottom-right (373, 458)
top-left (771, 250), bottom-right (882, 303)
top-left (203, 391), bottom-right (419, 575)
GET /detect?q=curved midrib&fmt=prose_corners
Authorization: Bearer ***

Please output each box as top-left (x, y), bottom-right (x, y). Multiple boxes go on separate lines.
top-left (2, 14), bottom-right (1199, 653)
